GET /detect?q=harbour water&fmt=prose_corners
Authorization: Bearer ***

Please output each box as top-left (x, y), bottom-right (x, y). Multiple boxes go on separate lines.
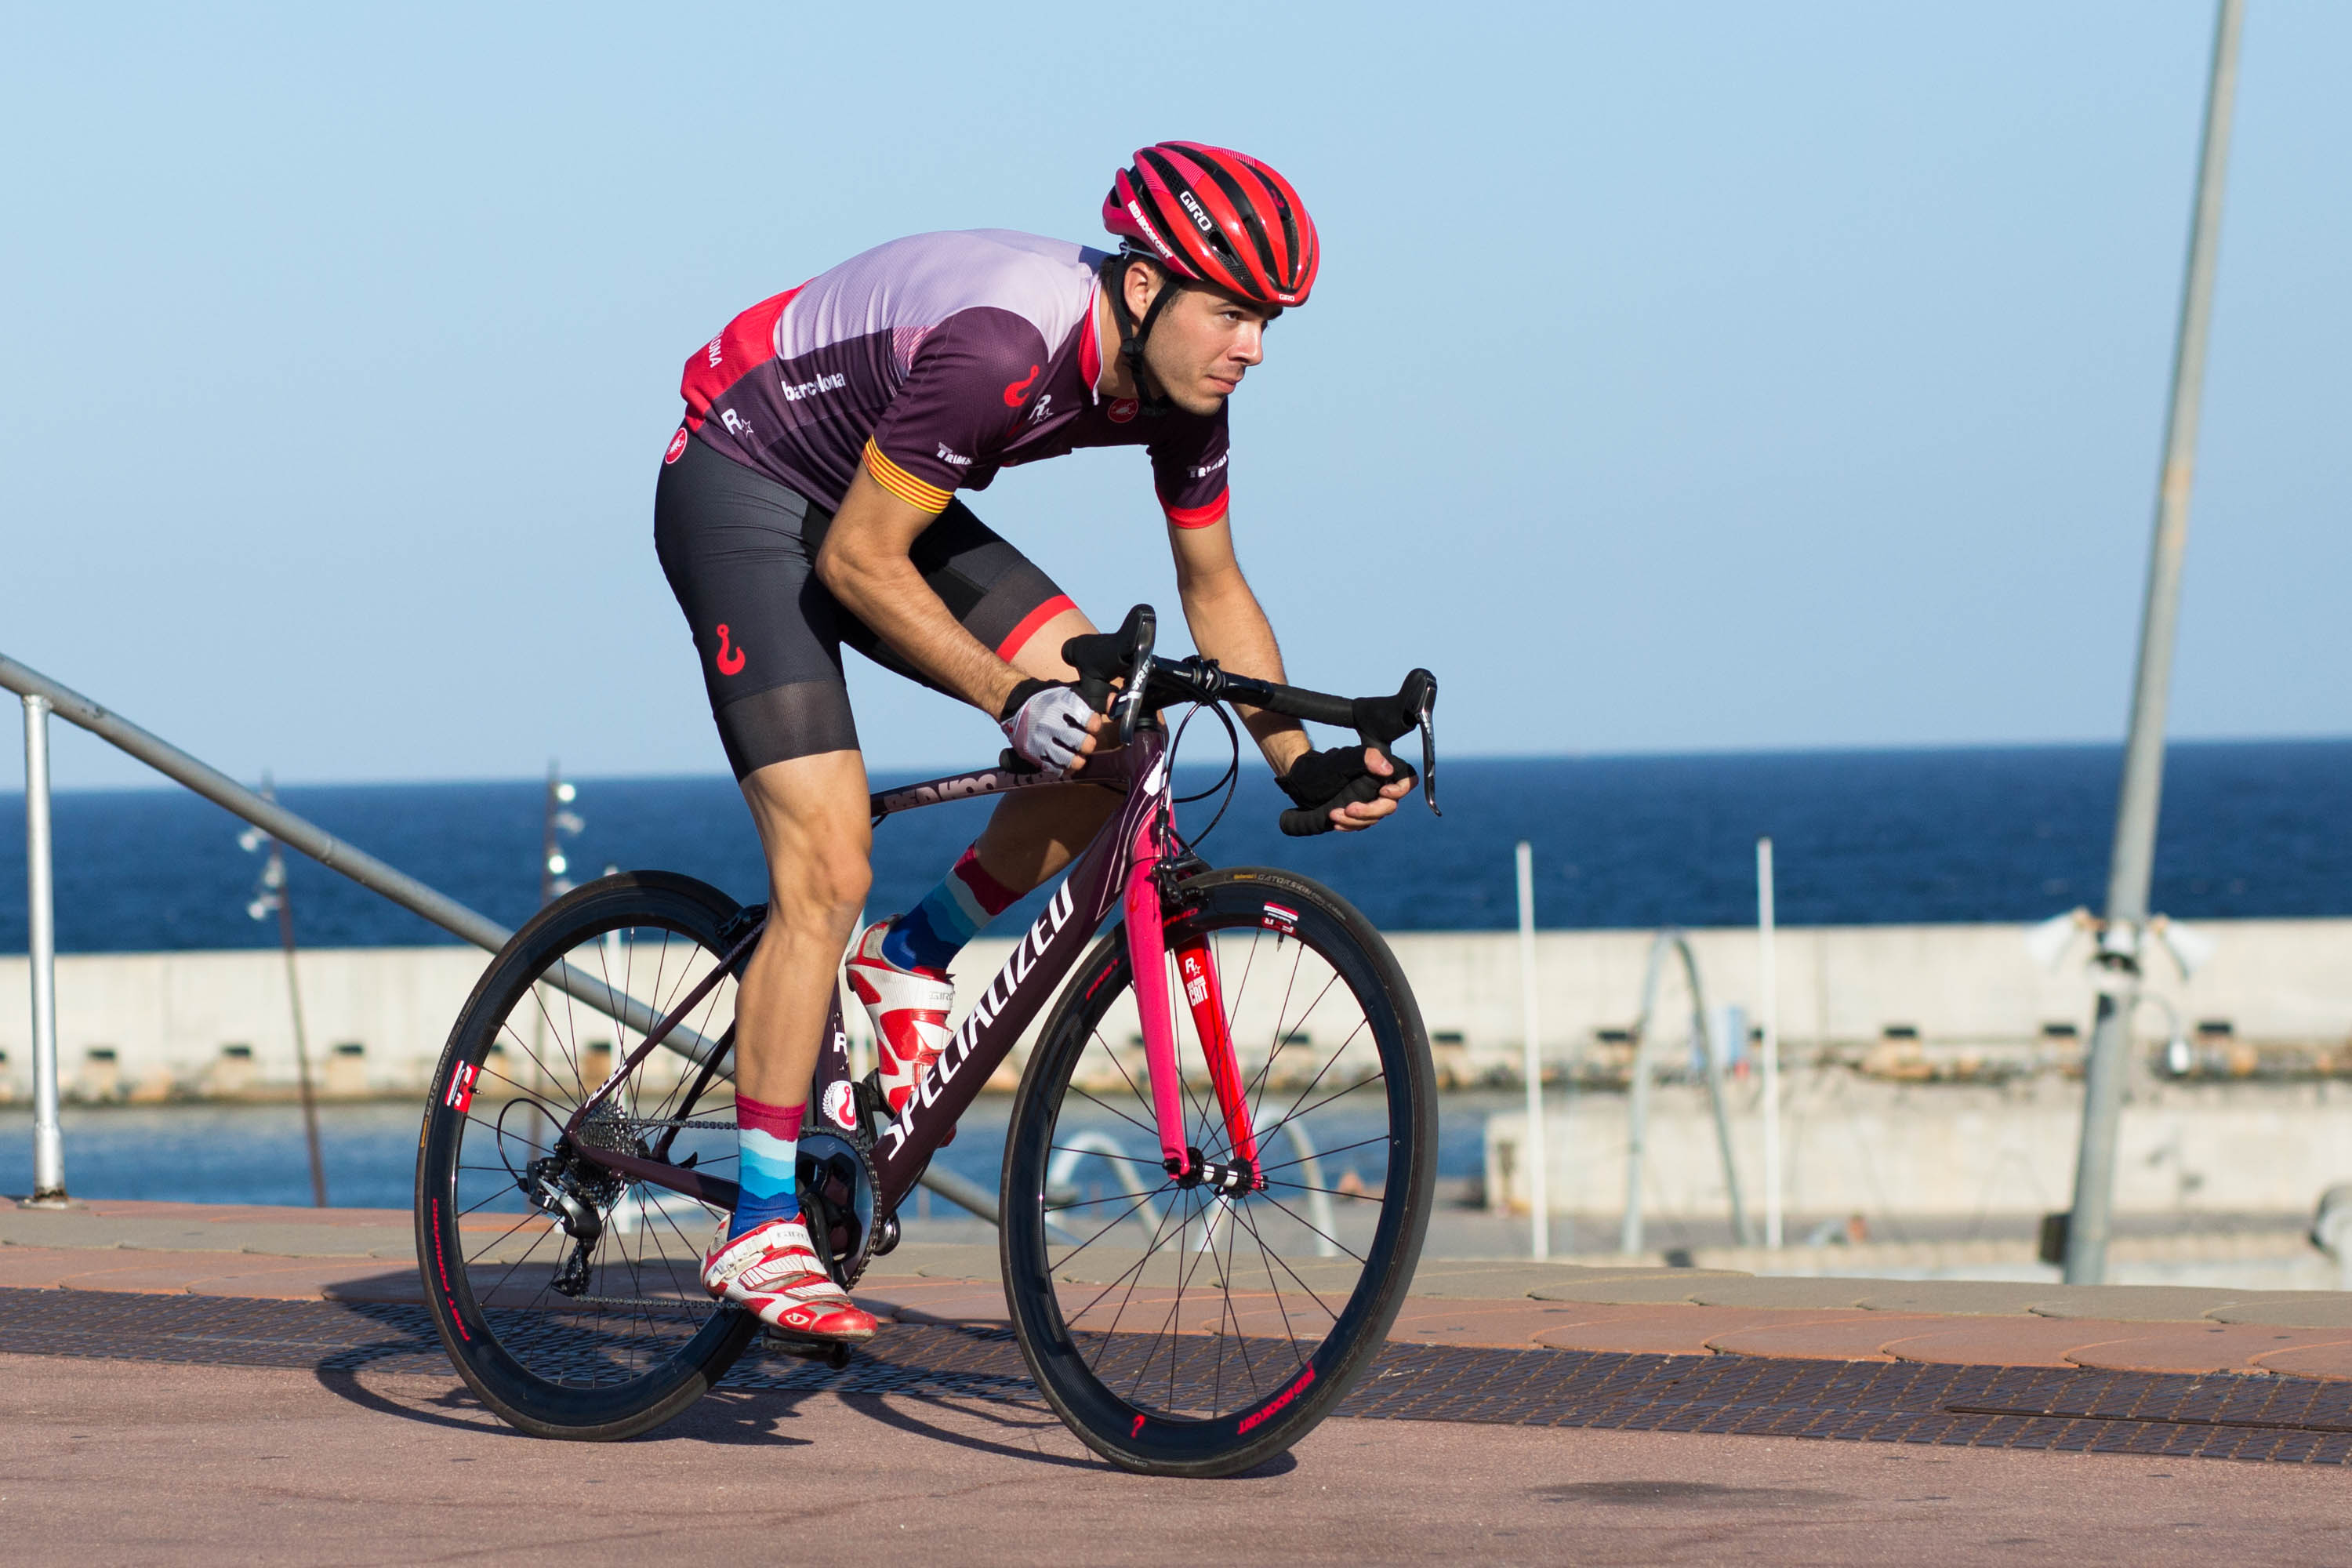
top-left (17, 1094), bottom-right (1504, 1225)
top-left (4, 742), bottom-right (2349, 953)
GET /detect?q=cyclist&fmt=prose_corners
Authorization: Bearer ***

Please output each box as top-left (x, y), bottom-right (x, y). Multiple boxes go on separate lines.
top-left (655, 143), bottom-right (1414, 1341)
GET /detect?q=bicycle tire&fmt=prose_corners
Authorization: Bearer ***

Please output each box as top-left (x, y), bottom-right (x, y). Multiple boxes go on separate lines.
top-left (1000, 866), bottom-right (1436, 1476)
top-left (415, 871), bottom-right (760, 1440)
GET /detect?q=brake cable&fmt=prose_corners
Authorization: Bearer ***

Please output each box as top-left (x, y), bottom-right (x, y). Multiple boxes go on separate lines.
top-left (1167, 696), bottom-right (1242, 851)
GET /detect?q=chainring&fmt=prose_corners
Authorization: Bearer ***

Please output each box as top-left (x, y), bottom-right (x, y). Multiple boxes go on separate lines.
top-left (797, 1131), bottom-right (880, 1289)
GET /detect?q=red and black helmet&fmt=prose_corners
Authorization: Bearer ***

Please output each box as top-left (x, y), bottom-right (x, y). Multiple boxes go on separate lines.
top-left (1104, 142), bottom-right (1320, 310)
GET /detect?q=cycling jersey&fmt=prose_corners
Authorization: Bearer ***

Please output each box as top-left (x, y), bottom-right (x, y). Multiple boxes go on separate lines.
top-left (673, 230), bottom-right (1232, 530)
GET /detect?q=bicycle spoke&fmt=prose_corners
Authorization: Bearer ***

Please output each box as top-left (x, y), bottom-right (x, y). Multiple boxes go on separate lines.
top-left (1045, 1185), bottom-right (1163, 1272)
top-left (1253, 1133), bottom-right (1389, 1178)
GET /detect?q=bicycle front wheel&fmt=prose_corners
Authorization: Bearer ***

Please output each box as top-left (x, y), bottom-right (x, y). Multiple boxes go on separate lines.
top-left (1000, 867), bottom-right (1436, 1476)
top-left (415, 871), bottom-right (758, 1440)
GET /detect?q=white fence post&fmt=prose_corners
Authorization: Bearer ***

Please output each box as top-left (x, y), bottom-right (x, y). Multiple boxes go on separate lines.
top-left (1515, 841), bottom-right (1546, 1259)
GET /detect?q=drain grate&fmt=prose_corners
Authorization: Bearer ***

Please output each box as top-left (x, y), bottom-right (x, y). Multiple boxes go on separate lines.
top-left (2, 1287), bottom-right (2347, 1465)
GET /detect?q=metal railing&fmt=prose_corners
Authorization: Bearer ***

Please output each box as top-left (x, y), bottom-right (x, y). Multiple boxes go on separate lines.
top-left (2, 651), bottom-right (988, 1221)
top-left (1619, 928), bottom-right (1752, 1253)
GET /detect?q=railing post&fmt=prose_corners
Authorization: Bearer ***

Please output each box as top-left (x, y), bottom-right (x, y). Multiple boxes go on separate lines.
top-left (22, 694), bottom-right (68, 1207)
top-left (1515, 841), bottom-right (1548, 1260)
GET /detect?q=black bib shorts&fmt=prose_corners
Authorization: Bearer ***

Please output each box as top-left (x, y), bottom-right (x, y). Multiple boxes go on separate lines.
top-left (654, 436), bottom-right (1074, 779)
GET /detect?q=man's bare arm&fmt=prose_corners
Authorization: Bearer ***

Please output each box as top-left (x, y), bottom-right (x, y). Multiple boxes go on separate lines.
top-left (1169, 515), bottom-right (1407, 830)
top-left (815, 467), bottom-right (1029, 716)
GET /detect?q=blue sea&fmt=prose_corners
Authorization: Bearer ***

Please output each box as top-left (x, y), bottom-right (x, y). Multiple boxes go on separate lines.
top-left (2, 742), bottom-right (2348, 954)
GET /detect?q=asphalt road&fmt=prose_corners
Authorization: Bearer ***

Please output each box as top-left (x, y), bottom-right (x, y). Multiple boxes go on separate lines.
top-left (2, 1354), bottom-right (2344, 1565)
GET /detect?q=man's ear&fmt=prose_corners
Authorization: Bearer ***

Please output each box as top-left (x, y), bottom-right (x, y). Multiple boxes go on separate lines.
top-left (1123, 259), bottom-right (1162, 317)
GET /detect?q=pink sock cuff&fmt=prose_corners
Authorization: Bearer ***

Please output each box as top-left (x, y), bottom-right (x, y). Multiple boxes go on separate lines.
top-left (951, 844), bottom-right (1021, 916)
top-left (736, 1094), bottom-right (806, 1140)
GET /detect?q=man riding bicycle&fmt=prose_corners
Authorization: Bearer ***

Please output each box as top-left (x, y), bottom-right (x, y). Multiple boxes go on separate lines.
top-left (655, 143), bottom-right (1414, 1344)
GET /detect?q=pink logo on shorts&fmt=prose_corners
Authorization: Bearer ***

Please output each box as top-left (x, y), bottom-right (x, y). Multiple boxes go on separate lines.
top-left (664, 428), bottom-right (690, 464)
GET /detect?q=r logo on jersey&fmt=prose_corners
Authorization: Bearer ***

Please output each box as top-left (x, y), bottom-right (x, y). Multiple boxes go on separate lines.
top-left (1001, 364), bottom-right (1042, 408)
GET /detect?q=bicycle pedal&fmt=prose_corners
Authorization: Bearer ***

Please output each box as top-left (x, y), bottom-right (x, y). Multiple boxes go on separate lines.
top-left (759, 1328), bottom-right (855, 1370)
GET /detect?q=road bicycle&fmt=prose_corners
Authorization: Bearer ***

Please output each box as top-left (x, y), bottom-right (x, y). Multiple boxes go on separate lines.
top-left (414, 605), bottom-right (1442, 1476)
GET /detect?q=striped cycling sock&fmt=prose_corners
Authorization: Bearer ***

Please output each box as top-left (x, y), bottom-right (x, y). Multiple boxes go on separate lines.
top-left (728, 1094), bottom-right (804, 1240)
top-left (880, 842), bottom-right (1022, 974)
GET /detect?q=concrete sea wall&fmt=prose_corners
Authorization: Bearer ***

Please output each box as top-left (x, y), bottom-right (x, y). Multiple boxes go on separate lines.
top-left (1482, 1078), bottom-right (2352, 1218)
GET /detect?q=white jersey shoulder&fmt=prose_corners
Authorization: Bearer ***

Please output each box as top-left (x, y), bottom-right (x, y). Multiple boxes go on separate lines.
top-left (777, 230), bottom-right (1105, 368)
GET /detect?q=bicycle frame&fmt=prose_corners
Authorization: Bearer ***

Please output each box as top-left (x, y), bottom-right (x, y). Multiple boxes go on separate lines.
top-left (564, 723), bottom-right (1260, 1221)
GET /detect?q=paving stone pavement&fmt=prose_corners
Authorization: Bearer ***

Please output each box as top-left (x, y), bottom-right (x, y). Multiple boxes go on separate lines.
top-left (9, 1199), bottom-right (2352, 1381)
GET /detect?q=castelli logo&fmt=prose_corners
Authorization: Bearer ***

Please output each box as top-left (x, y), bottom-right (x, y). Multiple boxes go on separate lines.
top-left (1108, 397), bottom-right (1139, 423)
top-left (821, 1080), bottom-right (858, 1131)
top-left (664, 428), bottom-right (690, 464)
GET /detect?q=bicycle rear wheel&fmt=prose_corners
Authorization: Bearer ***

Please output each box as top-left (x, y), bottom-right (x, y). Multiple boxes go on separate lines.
top-left (415, 872), bottom-right (758, 1440)
top-left (1000, 867), bottom-right (1436, 1476)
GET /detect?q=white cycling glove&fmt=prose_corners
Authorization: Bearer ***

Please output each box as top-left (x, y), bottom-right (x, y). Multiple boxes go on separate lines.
top-left (999, 680), bottom-right (1094, 775)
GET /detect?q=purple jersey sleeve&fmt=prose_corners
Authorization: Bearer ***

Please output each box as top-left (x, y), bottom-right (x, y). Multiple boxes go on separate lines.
top-left (861, 307), bottom-right (1052, 514)
top-left (1148, 406), bottom-right (1232, 528)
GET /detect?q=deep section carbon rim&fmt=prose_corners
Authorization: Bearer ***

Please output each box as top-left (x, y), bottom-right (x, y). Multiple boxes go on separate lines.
top-left (1002, 869), bottom-right (1434, 1472)
top-left (416, 873), bottom-right (755, 1435)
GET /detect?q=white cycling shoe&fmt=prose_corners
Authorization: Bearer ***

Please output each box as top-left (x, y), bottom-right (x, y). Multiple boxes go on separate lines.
top-left (701, 1217), bottom-right (877, 1341)
top-left (844, 916), bottom-right (957, 1123)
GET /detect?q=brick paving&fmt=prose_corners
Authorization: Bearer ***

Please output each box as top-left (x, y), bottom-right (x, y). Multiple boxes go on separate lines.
top-left (5, 1287), bottom-right (2352, 1465)
top-left (9, 1197), bottom-right (2352, 1387)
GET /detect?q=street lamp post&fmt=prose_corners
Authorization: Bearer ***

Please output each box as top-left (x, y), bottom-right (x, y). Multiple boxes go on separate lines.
top-left (2063, 0), bottom-right (2245, 1285)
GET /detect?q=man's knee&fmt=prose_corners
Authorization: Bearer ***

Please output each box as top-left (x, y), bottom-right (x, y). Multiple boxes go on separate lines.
top-left (739, 750), bottom-right (875, 927)
top-left (773, 844), bottom-right (871, 923)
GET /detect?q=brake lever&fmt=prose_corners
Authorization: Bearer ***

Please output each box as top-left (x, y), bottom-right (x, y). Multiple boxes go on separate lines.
top-left (1114, 652), bottom-right (1154, 745)
top-left (1416, 676), bottom-right (1441, 818)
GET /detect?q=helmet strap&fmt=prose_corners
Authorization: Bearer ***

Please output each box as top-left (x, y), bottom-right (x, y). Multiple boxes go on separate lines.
top-left (1102, 252), bottom-right (1181, 419)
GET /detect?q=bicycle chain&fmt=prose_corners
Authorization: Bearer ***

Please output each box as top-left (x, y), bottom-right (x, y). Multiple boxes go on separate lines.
top-left (597, 1116), bottom-right (737, 1132)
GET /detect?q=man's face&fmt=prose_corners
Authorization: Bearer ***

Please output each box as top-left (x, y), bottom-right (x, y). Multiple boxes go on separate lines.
top-left (1129, 266), bottom-right (1273, 416)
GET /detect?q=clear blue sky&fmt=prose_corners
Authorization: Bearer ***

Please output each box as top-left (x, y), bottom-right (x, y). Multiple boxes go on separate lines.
top-left (4, 2), bottom-right (2346, 789)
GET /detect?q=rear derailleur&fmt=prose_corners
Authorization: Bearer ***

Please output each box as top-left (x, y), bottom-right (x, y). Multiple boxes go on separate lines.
top-left (522, 1144), bottom-right (626, 1298)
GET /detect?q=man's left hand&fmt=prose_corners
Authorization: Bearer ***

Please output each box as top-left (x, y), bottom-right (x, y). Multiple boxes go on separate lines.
top-left (1276, 743), bottom-right (1416, 834)
top-left (1327, 746), bottom-right (1414, 833)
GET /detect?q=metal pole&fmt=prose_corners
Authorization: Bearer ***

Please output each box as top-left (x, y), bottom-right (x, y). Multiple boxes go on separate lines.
top-left (22, 695), bottom-right (67, 1207)
top-left (1515, 841), bottom-right (1548, 1259)
top-left (2064, 0), bottom-right (2243, 1286)
top-left (1758, 837), bottom-right (1782, 1250)
top-left (0, 652), bottom-right (508, 953)
top-left (263, 818), bottom-right (328, 1207)
top-left (0, 651), bottom-right (720, 1067)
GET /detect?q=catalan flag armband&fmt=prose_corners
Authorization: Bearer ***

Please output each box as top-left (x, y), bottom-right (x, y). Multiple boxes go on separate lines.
top-left (863, 437), bottom-right (953, 514)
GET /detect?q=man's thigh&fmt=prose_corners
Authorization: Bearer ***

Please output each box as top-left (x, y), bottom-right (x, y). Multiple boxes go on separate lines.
top-left (655, 437), bottom-right (864, 778)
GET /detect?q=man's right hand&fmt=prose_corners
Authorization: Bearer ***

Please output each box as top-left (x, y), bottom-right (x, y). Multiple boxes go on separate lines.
top-left (1000, 680), bottom-right (1099, 776)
